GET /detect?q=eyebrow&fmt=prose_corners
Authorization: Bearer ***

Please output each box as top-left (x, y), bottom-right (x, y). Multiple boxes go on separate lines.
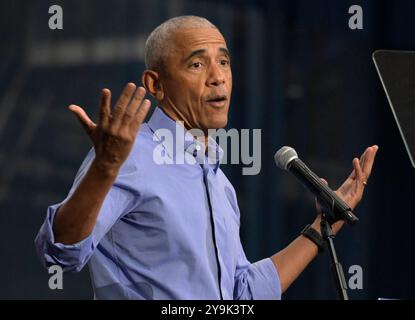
top-left (183, 47), bottom-right (231, 62)
top-left (219, 47), bottom-right (231, 58)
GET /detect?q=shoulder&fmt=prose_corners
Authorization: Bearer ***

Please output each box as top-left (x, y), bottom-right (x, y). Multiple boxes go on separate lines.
top-left (128, 122), bottom-right (160, 168)
top-left (114, 122), bottom-right (167, 186)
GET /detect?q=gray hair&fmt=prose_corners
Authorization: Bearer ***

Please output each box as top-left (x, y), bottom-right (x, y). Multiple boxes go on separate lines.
top-left (144, 15), bottom-right (218, 73)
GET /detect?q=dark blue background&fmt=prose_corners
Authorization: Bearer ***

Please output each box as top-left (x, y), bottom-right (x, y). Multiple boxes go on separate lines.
top-left (0, 0), bottom-right (414, 299)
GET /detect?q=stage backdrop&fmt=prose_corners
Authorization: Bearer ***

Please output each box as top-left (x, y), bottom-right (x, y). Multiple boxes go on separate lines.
top-left (0, 0), bottom-right (414, 299)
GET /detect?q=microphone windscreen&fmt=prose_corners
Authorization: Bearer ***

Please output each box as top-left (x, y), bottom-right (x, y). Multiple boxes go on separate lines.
top-left (274, 146), bottom-right (298, 170)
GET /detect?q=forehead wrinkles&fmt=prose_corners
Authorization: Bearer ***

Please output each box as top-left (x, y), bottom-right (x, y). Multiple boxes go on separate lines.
top-left (171, 28), bottom-right (227, 54)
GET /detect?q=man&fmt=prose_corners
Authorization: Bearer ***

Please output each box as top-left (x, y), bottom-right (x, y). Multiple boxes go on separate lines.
top-left (35, 16), bottom-right (378, 299)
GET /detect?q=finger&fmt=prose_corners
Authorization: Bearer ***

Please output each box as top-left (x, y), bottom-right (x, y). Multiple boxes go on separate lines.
top-left (359, 152), bottom-right (366, 171)
top-left (122, 87), bottom-right (146, 126)
top-left (112, 83), bottom-right (137, 128)
top-left (69, 104), bottom-right (96, 135)
top-left (99, 89), bottom-right (111, 127)
top-left (320, 178), bottom-right (328, 186)
top-left (347, 146), bottom-right (372, 181)
top-left (361, 145), bottom-right (379, 178)
top-left (352, 157), bottom-right (367, 195)
top-left (353, 157), bottom-right (364, 182)
top-left (131, 99), bottom-right (151, 131)
top-left (359, 147), bottom-right (371, 172)
top-left (345, 163), bottom-right (357, 181)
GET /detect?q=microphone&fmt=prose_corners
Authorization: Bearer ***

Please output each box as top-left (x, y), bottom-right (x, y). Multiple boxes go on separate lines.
top-left (274, 146), bottom-right (359, 226)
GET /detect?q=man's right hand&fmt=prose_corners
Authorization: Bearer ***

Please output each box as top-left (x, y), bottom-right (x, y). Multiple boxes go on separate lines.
top-left (52, 83), bottom-right (151, 244)
top-left (69, 83), bottom-right (151, 175)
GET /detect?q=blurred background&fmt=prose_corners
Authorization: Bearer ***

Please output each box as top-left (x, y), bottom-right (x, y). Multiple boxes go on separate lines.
top-left (1, 0), bottom-right (415, 299)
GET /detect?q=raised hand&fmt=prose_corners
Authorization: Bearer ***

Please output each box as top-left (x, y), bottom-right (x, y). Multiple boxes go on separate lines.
top-left (335, 145), bottom-right (378, 211)
top-left (312, 145), bottom-right (378, 233)
top-left (69, 83), bottom-right (151, 173)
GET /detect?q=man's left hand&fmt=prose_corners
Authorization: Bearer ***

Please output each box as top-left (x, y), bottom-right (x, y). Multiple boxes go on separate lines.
top-left (336, 145), bottom-right (378, 211)
top-left (313, 145), bottom-right (379, 233)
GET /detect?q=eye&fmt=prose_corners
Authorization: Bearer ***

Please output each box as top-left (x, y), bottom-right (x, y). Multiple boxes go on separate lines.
top-left (191, 62), bottom-right (203, 69)
top-left (220, 59), bottom-right (230, 66)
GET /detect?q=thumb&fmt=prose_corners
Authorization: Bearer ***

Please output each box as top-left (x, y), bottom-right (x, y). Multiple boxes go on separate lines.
top-left (69, 105), bottom-right (96, 136)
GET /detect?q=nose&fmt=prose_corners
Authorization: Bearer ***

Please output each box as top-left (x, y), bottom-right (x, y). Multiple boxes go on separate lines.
top-left (206, 63), bottom-right (225, 87)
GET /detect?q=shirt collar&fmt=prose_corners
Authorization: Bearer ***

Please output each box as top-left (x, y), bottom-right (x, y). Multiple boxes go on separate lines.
top-left (147, 107), bottom-right (224, 172)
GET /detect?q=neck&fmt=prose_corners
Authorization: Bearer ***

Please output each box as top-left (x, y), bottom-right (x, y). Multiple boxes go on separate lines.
top-left (160, 103), bottom-right (193, 131)
top-left (159, 105), bottom-right (209, 152)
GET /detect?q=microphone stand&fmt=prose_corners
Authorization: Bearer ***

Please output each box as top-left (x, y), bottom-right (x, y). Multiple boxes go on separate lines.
top-left (320, 212), bottom-right (349, 300)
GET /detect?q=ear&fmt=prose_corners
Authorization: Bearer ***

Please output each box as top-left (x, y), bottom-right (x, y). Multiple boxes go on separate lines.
top-left (141, 70), bottom-right (164, 101)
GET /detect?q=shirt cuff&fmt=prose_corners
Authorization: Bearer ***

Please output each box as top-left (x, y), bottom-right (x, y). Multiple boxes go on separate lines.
top-left (248, 258), bottom-right (282, 300)
top-left (34, 203), bottom-right (94, 272)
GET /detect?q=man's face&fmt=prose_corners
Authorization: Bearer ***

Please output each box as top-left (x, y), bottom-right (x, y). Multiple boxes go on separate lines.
top-left (160, 27), bottom-right (232, 132)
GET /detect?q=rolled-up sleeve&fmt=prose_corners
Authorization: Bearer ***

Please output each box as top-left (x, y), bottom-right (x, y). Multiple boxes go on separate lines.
top-left (35, 181), bottom-right (138, 273)
top-left (234, 245), bottom-right (281, 300)
top-left (228, 185), bottom-right (281, 300)
top-left (34, 203), bottom-right (94, 272)
top-left (34, 148), bottom-right (141, 273)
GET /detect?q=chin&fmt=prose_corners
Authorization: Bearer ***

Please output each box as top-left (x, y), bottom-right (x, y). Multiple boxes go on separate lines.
top-left (206, 115), bottom-right (228, 130)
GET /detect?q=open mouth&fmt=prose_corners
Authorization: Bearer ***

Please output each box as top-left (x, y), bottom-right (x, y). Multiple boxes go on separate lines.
top-left (206, 95), bottom-right (227, 107)
top-left (207, 95), bottom-right (227, 102)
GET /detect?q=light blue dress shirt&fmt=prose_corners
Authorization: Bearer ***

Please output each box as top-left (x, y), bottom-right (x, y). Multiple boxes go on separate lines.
top-left (35, 107), bottom-right (281, 300)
